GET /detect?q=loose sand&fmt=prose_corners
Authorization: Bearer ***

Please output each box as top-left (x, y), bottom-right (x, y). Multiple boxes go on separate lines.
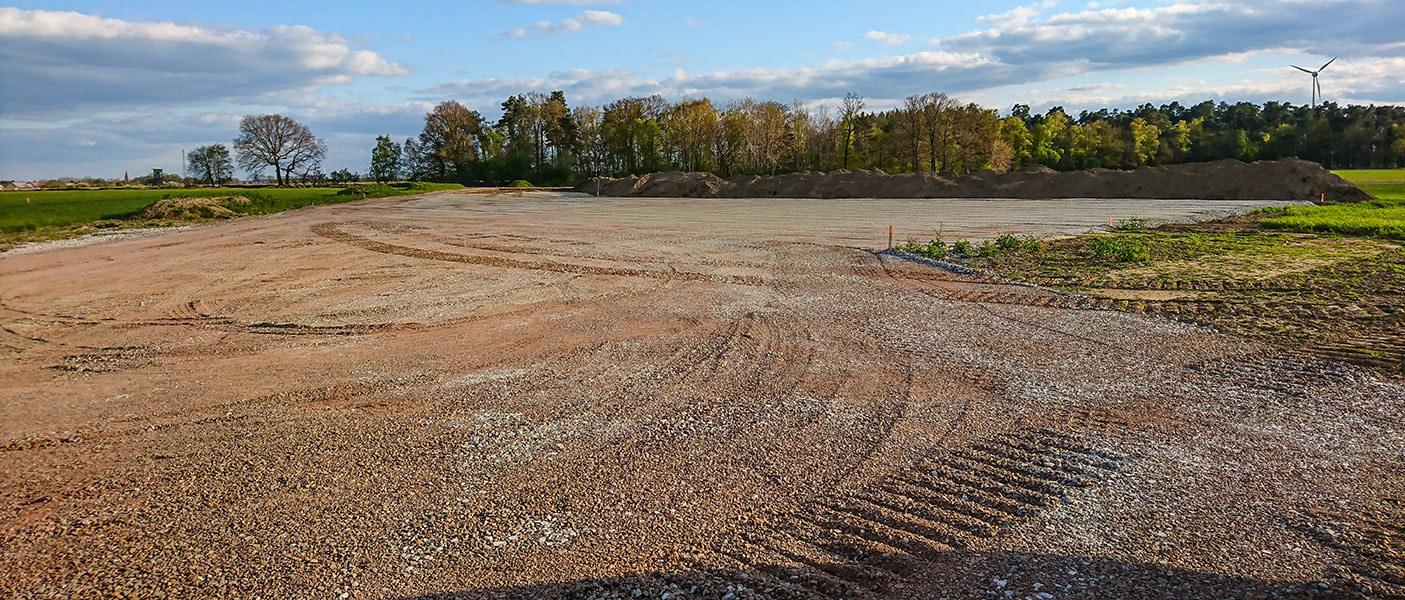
top-left (2, 191), bottom-right (1400, 599)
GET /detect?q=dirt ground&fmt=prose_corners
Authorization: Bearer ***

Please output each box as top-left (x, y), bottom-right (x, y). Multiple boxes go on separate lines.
top-left (2, 191), bottom-right (1402, 599)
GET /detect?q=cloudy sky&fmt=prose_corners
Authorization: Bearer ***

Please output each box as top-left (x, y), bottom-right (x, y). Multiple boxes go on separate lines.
top-left (1, 0), bottom-right (1402, 179)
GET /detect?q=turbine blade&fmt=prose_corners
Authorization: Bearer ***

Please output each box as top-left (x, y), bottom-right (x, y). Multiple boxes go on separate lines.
top-left (1320, 56), bottom-right (1337, 71)
top-left (1290, 65), bottom-right (1314, 74)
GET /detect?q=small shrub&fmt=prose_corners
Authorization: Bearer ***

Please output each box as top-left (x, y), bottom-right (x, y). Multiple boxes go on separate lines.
top-left (509, 180), bottom-right (535, 188)
top-left (1113, 217), bottom-right (1147, 231)
top-left (993, 233), bottom-right (1040, 253)
top-left (950, 240), bottom-right (972, 255)
top-left (897, 237), bottom-right (947, 259)
top-left (1088, 236), bottom-right (1149, 262)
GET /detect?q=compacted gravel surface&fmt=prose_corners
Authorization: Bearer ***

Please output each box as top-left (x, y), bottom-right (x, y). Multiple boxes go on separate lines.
top-left (1, 191), bottom-right (1401, 599)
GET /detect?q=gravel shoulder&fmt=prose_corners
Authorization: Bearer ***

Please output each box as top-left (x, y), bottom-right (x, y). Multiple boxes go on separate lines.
top-left (2, 191), bottom-right (1401, 599)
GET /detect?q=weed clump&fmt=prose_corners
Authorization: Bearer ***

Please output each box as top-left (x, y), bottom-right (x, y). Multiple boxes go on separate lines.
top-left (1088, 236), bottom-right (1150, 262)
top-left (897, 238), bottom-right (947, 259)
top-left (900, 233), bottom-right (1038, 259)
top-left (1113, 217), bottom-right (1147, 231)
top-left (977, 234), bottom-right (1040, 256)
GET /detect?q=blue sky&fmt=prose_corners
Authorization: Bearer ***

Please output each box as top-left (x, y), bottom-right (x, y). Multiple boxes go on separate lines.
top-left (2, 0), bottom-right (1402, 179)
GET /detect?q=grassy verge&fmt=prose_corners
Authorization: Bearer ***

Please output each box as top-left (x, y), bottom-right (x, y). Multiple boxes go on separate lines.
top-left (935, 210), bottom-right (1403, 374)
top-left (1251, 169), bottom-right (1405, 238)
top-left (0, 183), bottom-right (461, 251)
top-left (1261, 200), bottom-right (1405, 238)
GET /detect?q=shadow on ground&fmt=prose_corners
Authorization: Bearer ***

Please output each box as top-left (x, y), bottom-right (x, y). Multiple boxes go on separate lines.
top-left (395, 548), bottom-right (1349, 600)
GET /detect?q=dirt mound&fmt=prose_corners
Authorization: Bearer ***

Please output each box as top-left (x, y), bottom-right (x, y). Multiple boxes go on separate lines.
top-left (135, 196), bottom-right (250, 221)
top-left (583, 171), bottom-right (727, 197)
top-left (577, 159), bottom-right (1372, 202)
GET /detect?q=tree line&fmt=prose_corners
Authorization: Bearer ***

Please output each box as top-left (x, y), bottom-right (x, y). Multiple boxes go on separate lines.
top-left (185, 94), bottom-right (1405, 187)
top-left (378, 93), bottom-right (1405, 185)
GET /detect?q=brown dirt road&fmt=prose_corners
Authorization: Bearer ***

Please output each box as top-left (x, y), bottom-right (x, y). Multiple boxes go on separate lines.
top-left (2, 191), bottom-right (1402, 599)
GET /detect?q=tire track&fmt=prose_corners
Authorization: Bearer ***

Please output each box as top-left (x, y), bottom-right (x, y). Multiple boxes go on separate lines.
top-left (312, 223), bottom-right (763, 286)
top-left (723, 428), bottom-right (1125, 598)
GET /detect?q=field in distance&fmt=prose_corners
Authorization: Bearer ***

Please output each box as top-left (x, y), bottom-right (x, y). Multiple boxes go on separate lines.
top-left (0, 183), bottom-right (462, 251)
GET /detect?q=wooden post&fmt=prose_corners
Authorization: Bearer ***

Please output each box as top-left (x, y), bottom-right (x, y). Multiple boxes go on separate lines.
top-left (888, 225), bottom-right (893, 249)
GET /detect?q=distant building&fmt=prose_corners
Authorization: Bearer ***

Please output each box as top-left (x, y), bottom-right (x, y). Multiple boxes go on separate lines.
top-left (1, 181), bottom-right (38, 191)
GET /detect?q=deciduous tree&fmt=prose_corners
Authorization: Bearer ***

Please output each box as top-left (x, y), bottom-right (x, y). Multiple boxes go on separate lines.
top-left (369, 135), bottom-right (402, 183)
top-left (839, 92), bottom-right (865, 170)
top-left (188, 144), bottom-right (233, 186)
top-left (233, 114), bottom-right (326, 186)
top-left (419, 100), bottom-right (485, 182)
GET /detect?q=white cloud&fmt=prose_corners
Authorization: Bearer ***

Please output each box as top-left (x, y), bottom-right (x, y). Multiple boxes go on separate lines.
top-left (0, 8), bottom-right (409, 116)
top-left (977, 1), bottom-right (1058, 28)
top-left (831, 41), bottom-right (853, 51)
top-left (497, 9), bottom-right (623, 38)
top-left (862, 31), bottom-right (910, 46)
top-left (422, 0), bottom-right (1405, 114)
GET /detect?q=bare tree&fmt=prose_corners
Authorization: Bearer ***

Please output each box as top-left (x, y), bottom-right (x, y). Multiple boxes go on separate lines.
top-left (923, 93), bottom-right (957, 172)
top-left (900, 95), bottom-right (928, 172)
top-left (570, 105), bottom-right (608, 178)
top-left (742, 100), bottom-right (789, 174)
top-left (232, 114), bottom-right (326, 186)
top-left (188, 144), bottom-right (234, 186)
top-left (839, 92), bottom-right (865, 170)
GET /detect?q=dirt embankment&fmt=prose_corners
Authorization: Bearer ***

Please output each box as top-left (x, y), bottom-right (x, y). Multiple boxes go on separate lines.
top-left (135, 196), bottom-right (251, 220)
top-left (577, 158), bottom-right (1373, 202)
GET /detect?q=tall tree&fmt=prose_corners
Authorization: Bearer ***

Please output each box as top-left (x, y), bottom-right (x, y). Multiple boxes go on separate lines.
top-left (233, 114), bottom-right (326, 186)
top-left (662, 99), bottom-right (718, 172)
top-left (999, 117), bottom-right (1032, 170)
top-left (1129, 117), bottom-right (1161, 166)
top-left (188, 144), bottom-right (234, 186)
top-left (603, 96), bottom-right (668, 175)
top-left (713, 105), bottom-right (748, 177)
top-left (369, 135), bottom-right (402, 183)
top-left (839, 92), bottom-right (865, 170)
top-left (1033, 109), bottom-right (1070, 167)
top-left (571, 105), bottom-right (608, 179)
top-left (401, 138), bottom-right (425, 181)
top-left (419, 100), bottom-right (484, 182)
top-left (743, 99), bottom-right (790, 174)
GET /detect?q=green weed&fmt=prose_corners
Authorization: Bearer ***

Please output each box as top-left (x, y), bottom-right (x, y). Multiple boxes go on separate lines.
top-left (1088, 236), bottom-right (1150, 262)
top-left (1113, 217), bottom-right (1147, 231)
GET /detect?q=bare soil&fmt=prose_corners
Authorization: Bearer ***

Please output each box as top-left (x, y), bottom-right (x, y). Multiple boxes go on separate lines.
top-left (2, 191), bottom-right (1401, 599)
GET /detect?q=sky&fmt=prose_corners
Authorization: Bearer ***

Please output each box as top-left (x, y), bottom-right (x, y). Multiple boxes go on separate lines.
top-left (1, 0), bottom-right (1403, 180)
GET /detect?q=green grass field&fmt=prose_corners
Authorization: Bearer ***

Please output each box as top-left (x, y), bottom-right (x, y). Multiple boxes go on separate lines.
top-left (1257, 169), bottom-right (1405, 238)
top-left (1334, 169), bottom-right (1405, 200)
top-left (0, 183), bottom-right (462, 250)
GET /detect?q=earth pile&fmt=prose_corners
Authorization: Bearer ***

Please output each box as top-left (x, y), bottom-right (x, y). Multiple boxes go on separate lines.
top-left (576, 159), bottom-right (1371, 202)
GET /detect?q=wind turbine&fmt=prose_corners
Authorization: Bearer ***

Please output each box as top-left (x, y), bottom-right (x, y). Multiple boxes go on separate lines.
top-left (1290, 57), bottom-right (1336, 108)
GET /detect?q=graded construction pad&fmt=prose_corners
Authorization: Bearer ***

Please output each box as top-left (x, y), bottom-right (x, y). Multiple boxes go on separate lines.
top-left (579, 158), bottom-right (1373, 202)
top-left (3, 191), bottom-right (1400, 599)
